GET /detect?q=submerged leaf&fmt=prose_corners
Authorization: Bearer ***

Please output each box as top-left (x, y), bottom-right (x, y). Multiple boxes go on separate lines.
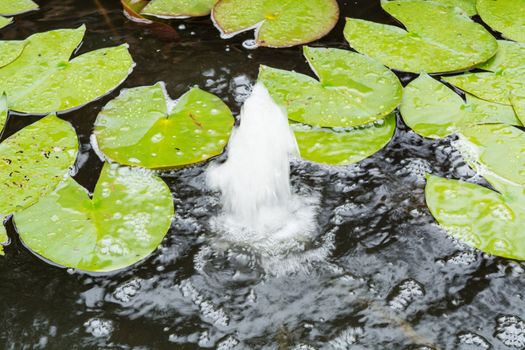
top-left (0, 114), bottom-right (78, 218)
top-left (142, 0), bottom-right (217, 18)
top-left (122, 0), bottom-right (154, 23)
top-left (344, 0), bottom-right (497, 73)
top-left (212, 0), bottom-right (339, 48)
top-left (444, 41), bottom-right (525, 105)
top-left (259, 47), bottom-right (402, 128)
top-left (292, 115), bottom-right (396, 166)
top-left (426, 175), bottom-right (525, 260)
top-left (0, 26), bottom-right (134, 114)
top-left (0, 0), bottom-right (38, 16)
top-left (14, 163), bottom-right (174, 272)
top-left (94, 83), bottom-right (234, 169)
top-left (477, 0), bottom-right (525, 43)
top-left (400, 74), bottom-right (520, 138)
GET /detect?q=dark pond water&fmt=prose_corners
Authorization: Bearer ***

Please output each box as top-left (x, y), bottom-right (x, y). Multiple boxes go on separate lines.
top-left (1, 0), bottom-right (525, 349)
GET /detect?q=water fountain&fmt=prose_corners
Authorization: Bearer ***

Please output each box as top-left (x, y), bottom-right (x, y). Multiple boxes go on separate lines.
top-left (207, 83), bottom-right (319, 255)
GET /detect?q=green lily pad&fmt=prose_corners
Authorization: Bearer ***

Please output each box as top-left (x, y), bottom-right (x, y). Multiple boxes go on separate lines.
top-left (0, 16), bottom-right (12, 30)
top-left (258, 47), bottom-right (402, 128)
top-left (94, 83), bottom-right (234, 169)
top-left (0, 41), bottom-right (26, 68)
top-left (344, 0), bottom-right (497, 73)
top-left (511, 88), bottom-right (525, 124)
top-left (0, 0), bottom-right (38, 15)
top-left (0, 114), bottom-right (78, 219)
top-left (0, 225), bottom-right (6, 255)
top-left (477, 0), bottom-right (525, 43)
top-left (426, 175), bottom-right (525, 260)
top-left (400, 74), bottom-right (520, 138)
top-left (142, 0), bottom-right (216, 18)
top-left (456, 124), bottom-right (525, 191)
top-left (444, 41), bottom-right (525, 105)
top-left (292, 114), bottom-right (396, 166)
top-left (0, 94), bottom-right (7, 134)
top-left (0, 25), bottom-right (134, 115)
top-left (430, 0), bottom-right (477, 16)
top-left (14, 163), bottom-right (174, 272)
top-left (212, 0), bottom-right (339, 48)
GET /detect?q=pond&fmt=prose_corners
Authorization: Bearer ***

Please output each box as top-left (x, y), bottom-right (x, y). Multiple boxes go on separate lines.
top-left (1, 0), bottom-right (524, 349)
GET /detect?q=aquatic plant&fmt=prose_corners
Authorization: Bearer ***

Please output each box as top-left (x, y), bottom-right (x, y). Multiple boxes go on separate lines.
top-left (344, 0), bottom-right (497, 73)
top-left (0, 26), bottom-right (134, 115)
top-left (259, 47), bottom-right (401, 165)
top-left (94, 83), bottom-right (234, 169)
top-left (0, 0), bottom-right (38, 30)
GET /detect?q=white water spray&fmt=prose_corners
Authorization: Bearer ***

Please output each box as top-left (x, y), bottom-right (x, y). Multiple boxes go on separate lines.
top-left (207, 83), bottom-right (318, 253)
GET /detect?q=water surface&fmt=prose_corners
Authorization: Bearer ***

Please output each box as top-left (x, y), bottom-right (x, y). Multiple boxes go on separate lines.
top-left (1, 1), bottom-right (524, 349)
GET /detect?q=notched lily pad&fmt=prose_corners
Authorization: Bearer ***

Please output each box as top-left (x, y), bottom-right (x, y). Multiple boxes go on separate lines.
top-left (477, 0), bottom-right (525, 43)
top-left (94, 83), bottom-right (234, 169)
top-left (401, 74), bottom-right (520, 138)
top-left (426, 175), bottom-right (525, 261)
top-left (444, 41), bottom-right (525, 105)
top-left (292, 114), bottom-right (396, 166)
top-left (344, 0), bottom-right (497, 73)
top-left (142, 0), bottom-right (217, 18)
top-left (456, 124), bottom-right (525, 191)
top-left (0, 25), bottom-right (134, 115)
top-left (212, 0), bottom-right (339, 48)
top-left (0, 114), bottom-right (78, 220)
top-left (14, 163), bottom-right (174, 272)
top-left (259, 47), bottom-right (402, 128)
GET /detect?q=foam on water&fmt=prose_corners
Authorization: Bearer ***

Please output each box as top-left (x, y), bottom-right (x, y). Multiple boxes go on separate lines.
top-left (207, 83), bottom-right (319, 254)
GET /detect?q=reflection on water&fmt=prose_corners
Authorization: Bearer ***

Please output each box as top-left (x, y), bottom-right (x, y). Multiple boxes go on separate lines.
top-left (0, 0), bottom-right (524, 349)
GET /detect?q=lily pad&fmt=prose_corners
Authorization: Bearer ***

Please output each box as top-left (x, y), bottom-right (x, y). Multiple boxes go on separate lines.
top-left (0, 25), bottom-right (134, 115)
top-left (0, 41), bottom-right (26, 68)
top-left (344, 0), bottom-right (497, 73)
top-left (94, 83), bottom-right (234, 169)
top-left (444, 41), bottom-right (525, 105)
top-left (426, 175), bottom-right (525, 260)
top-left (431, 0), bottom-right (477, 16)
top-left (142, 0), bottom-right (216, 18)
top-left (14, 163), bottom-right (174, 272)
top-left (0, 114), bottom-right (78, 220)
top-left (477, 0), bottom-right (525, 43)
top-left (292, 114), bottom-right (396, 166)
top-left (0, 94), bottom-right (7, 134)
top-left (400, 74), bottom-right (520, 138)
top-left (0, 0), bottom-right (38, 16)
top-left (511, 88), bottom-right (525, 124)
top-left (455, 124), bottom-right (525, 191)
top-left (212, 0), bottom-right (339, 48)
top-left (0, 16), bottom-right (12, 30)
top-left (259, 47), bottom-right (402, 128)
top-left (0, 225), bottom-right (6, 255)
